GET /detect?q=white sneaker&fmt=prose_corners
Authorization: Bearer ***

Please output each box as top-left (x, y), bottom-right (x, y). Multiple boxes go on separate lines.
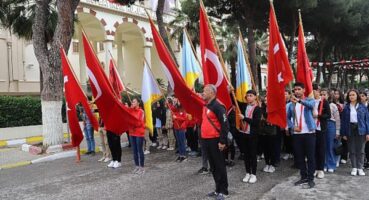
top-left (113, 162), bottom-right (122, 169)
top-left (263, 165), bottom-right (270, 172)
top-left (269, 166), bottom-right (275, 173)
top-left (324, 168), bottom-right (327, 172)
top-left (144, 150), bottom-right (150, 155)
top-left (317, 171), bottom-right (325, 179)
top-left (358, 169), bottom-right (365, 176)
top-left (103, 157), bottom-right (112, 163)
top-left (314, 171), bottom-right (318, 177)
top-left (151, 143), bottom-right (157, 147)
top-left (98, 157), bottom-right (105, 162)
top-left (107, 161), bottom-right (115, 168)
top-left (249, 175), bottom-right (257, 184)
top-left (328, 169), bottom-right (334, 173)
top-left (167, 147), bottom-right (175, 151)
top-left (351, 168), bottom-right (358, 176)
top-left (282, 154), bottom-right (289, 160)
top-left (137, 167), bottom-right (145, 175)
top-left (132, 166), bottom-right (140, 174)
top-left (157, 145), bottom-right (162, 149)
top-left (162, 146), bottom-right (167, 150)
top-left (341, 159), bottom-right (347, 164)
top-left (242, 173), bottom-right (251, 183)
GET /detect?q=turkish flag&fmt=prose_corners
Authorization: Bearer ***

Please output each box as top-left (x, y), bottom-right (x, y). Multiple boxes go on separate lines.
top-left (199, 5), bottom-right (232, 111)
top-left (61, 48), bottom-right (98, 147)
top-left (109, 59), bottom-right (125, 100)
top-left (82, 32), bottom-right (140, 135)
top-left (266, 5), bottom-right (294, 128)
top-left (149, 19), bottom-right (205, 119)
top-left (297, 21), bottom-right (314, 97)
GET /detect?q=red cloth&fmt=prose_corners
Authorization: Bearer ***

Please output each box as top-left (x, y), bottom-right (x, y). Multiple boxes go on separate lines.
top-left (61, 48), bottom-right (98, 147)
top-left (266, 5), bottom-right (294, 129)
top-left (109, 59), bottom-right (125, 100)
top-left (128, 107), bottom-right (145, 137)
top-left (186, 115), bottom-right (197, 128)
top-left (149, 19), bottom-right (205, 121)
top-left (297, 21), bottom-right (314, 97)
top-left (82, 32), bottom-right (141, 135)
top-left (200, 5), bottom-right (232, 111)
top-left (173, 110), bottom-right (187, 130)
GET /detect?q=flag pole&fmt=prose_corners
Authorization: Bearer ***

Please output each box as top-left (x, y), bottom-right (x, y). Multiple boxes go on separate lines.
top-left (183, 28), bottom-right (202, 69)
top-left (76, 145), bottom-right (81, 163)
top-left (238, 29), bottom-right (257, 93)
top-left (107, 50), bottom-right (132, 104)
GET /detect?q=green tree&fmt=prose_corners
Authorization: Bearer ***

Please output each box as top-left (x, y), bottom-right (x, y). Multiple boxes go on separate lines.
top-left (1, 0), bottom-right (79, 147)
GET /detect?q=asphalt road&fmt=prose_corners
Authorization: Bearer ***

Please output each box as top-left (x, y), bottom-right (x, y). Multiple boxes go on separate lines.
top-left (0, 148), bottom-right (298, 200)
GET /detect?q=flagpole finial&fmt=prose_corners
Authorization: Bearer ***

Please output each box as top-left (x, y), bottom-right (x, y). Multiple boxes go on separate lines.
top-left (269, 0), bottom-right (273, 3)
top-left (298, 9), bottom-right (302, 23)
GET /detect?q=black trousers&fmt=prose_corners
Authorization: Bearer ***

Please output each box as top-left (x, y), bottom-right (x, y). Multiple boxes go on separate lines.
top-left (365, 142), bottom-right (369, 163)
top-left (186, 127), bottom-right (199, 152)
top-left (341, 139), bottom-right (348, 160)
top-left (293, 134), bottom-right (316, 181)
top-left (315, 130), bottom-right (326, 170)
top-left (234, 130), bottom-right (244, 155)
top-left (223, 141), bottom-right (236, 161)
top-left (243, 134), bottom-right (258, 175)
top-left (262, 135), bottom-right (277, 166)
top-left (283, 129), bottom-right (293, 154)
top-left (203, 138), bottom-right (228, 195)
top-left (274, 128), bottom-right (282, 164)
top-left (107, 131), bottom-right (122, 162)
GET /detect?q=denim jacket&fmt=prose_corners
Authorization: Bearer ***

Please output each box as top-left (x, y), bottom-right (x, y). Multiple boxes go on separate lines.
top-left (340, 103), bottom-right (369, 136)
top-left (287, 98), bottom-right (317, 134)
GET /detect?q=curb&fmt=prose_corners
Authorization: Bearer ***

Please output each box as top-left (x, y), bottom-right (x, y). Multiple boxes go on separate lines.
top-left (0, 132), bottom-right (100, 148)
top-left (0, 147), bottom-right (101, 170)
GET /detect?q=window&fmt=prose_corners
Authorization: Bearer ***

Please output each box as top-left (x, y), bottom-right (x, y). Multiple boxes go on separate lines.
top-left (72, 42), bottom-right (79, 53)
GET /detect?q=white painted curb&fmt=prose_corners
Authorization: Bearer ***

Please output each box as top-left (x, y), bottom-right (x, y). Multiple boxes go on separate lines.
top-left (31, 150), bottom-right (76, 164)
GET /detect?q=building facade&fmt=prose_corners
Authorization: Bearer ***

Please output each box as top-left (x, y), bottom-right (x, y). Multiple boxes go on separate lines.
top-left (0, 0), bottom-right (180, 96)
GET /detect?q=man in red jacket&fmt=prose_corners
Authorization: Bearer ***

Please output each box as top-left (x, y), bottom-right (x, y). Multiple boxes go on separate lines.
top-left (202, 84), bottom-right (230, 200)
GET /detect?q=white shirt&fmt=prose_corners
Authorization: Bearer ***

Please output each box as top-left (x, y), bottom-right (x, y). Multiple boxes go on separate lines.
top-left (244, 105), bottom-right (255, 134)
top-left (350, 104), bottom-right (358, 123)
top-left (295, 103), bottom-right (314, 134)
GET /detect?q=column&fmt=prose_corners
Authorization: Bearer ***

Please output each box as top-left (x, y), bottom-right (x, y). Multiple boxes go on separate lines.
top-left (104, 40), bottom-right (113, 75)
top-left (116, 33), bottom-right (124, 78)
top-left (78, 28), bottom-right (87, 90)
top-left (144, 45), bottom-right (151, 68)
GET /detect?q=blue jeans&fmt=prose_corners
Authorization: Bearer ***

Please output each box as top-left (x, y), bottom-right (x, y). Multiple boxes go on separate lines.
top-left (84, 126), bottom-right (95, 152)
top-left (130, 136), bottom-right (144, 167)
top-left (325, 120), bottom-right (338, 170)
top-left (175, 129), bottom-right (186, 157)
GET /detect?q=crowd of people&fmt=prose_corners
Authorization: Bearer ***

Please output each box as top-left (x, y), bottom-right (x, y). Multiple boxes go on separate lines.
top-left (80, 83), bottom-right (369, 200)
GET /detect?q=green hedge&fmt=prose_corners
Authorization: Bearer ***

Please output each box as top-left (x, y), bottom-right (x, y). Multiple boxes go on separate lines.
top-left (0, 96), bottom-right (67, 128)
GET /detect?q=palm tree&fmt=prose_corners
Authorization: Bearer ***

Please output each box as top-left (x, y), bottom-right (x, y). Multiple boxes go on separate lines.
top-left (1, 0), bottom-right (80, 147)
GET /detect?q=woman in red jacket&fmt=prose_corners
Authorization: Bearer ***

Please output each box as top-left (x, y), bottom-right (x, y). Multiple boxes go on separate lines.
top-left (129, 98), bottom-right (146, 175)
top-left (172, 101), bottom-right (188, 162)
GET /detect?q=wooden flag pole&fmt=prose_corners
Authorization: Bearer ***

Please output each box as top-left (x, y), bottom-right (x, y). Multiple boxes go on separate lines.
top-left (76, 145), bottom-right (81, 163)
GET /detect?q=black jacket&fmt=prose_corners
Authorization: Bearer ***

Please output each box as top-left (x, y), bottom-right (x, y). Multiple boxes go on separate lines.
top-left (243, 105), bottom-right (262, 135)
top-left (317, 99), bottom-right (331, 133)
top-left (153, 106), bottom-right (166, 127)
top-left (206, 99), bottom-right (230, 145)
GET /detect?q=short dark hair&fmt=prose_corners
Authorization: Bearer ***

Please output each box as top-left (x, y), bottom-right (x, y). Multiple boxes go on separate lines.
top-left (346, 89), bottom-right (361, 103)
top-left (285, 89), bottom-right (292, 94)
top-left (294, 82), bottom-right (305, 89)
top-left (246, 90), bottom-right (257, 96)
top-left (312, 83), bottom-right (320, 90)
top-left (360, 91), bottom-right (367, 97)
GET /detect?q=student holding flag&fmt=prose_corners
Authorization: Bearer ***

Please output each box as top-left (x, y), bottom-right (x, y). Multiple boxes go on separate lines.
top-left (128, 98), bottom-right (146, 175)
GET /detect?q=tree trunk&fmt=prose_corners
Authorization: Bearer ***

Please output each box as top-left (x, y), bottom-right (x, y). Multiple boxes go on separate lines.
top-left (32, 0), bottom-right (79, 147)
top-left (246, 25), bottom-right (259, 92)
top-left (156, 0), bottom-right (179, 67)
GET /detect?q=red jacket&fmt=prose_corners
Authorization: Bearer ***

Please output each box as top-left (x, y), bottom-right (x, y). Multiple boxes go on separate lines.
top-left (186, 115), bottom-right (197, 128)
top-left (128, 107), bottom-right (145, 137)
top-left (173, 110), bottom-right (187, 130)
